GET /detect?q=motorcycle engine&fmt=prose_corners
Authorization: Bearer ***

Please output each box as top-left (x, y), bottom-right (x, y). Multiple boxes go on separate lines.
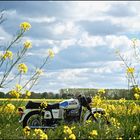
top-left (64, 108), bottom-right (80, 122)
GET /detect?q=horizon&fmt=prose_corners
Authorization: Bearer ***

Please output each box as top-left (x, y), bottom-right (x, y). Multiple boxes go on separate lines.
top-left (0, 87), bottom-right (131, 94)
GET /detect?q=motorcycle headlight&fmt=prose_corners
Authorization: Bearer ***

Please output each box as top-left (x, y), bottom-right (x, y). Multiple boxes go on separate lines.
top-left (79, 96), bottom-right (92, 107)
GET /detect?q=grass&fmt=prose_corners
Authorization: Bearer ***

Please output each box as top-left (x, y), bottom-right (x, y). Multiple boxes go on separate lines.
top-left (0, 99), bottom-right (140, 139)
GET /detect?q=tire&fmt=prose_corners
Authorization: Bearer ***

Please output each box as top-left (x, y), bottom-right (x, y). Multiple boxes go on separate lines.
top-left (23, 111), bottom-right (42, 128)
top-left (86, 111), bottom-right (110, 125)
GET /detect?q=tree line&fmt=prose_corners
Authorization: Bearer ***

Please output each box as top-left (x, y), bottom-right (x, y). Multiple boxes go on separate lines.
top-left (0, 88), bottom-right (135, 100)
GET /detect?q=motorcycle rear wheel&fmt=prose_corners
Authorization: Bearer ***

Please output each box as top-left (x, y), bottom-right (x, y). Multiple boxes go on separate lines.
top-left (23, 111), bottom-right (42, 128)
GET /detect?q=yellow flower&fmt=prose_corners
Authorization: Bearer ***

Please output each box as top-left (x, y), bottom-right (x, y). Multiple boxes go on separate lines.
top-left (23, 126), bottom-right (30, 136)
top-left (63, 126), bottom-right (72, 135)
top-left (34, 129), bottom-right (44, 135)
top-left (110, 117), bottom-right (120, 128)
top-left (134, 93), bottom-right (139, 100)
top-left (69, 133), bottom-right (76, 140)
top-left (48, 49), bottom-right (54, 58)
top-left (129, 104), bottom-right (139, 115)
top-left (119, 98), bottom-right (126, 104)
top-left (86, 120), bottom-right (92, 124)
top-left (116, 137), bottom-right (123, 140)
top-left (9, 90), bottom-right (20, 98)
top-left (34, 129), bottom-right (48, 140)
top-left (24, 40), bottom-right (32, 49)
top-left (90, 130), bottom-right (98, 137)
top-left (133, 87), bottom-right (140, 94)
top-left (20, 22), bottom-right (31, 31)
top-left (25, 90), bottom-right (31, 97)
top-left (18, 63), bottom-right (28, 73)
top-left (127, 67), bottom-right (135, 74)
top-left (36, 69), bottom-right (43, 75)
top-left (40, 133), bottom-right (48, 140)
top-left (3, 51), bottom-right (13, 60)
top-left (94, 112), bottom-right (101, 118)
top-left (16, 84), bottom-right (22, 91)
top-left (40, 101), bottom-right (48, 108)
top-left (71, 126), bottom-right (76, 130)
top-left (4, 103), bottom-right (15, 113)
top-left (98, 89), bottom-right (105, 94)
top-left (9, 84), bottom-right (22, 98)
top-left (92, 95), bottom-right (102, 107)
top-left (108, 104), bottom-right (116, 112)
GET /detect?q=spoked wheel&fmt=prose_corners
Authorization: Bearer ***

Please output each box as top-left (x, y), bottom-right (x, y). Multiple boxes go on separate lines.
top-left (86, 112), bottom-right (110, 125)
top-left (27, 114), bottom-right (42, 128)
top-left (23, 111), bottom-right (43, 128)
top-left (23, 111), bottom-right (57, 129)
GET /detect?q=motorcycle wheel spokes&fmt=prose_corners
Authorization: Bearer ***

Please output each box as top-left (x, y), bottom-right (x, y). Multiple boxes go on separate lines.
top-left (27, 114), bottom-right (42, 128)
top-left (88, 114), bottom-right (108, 125)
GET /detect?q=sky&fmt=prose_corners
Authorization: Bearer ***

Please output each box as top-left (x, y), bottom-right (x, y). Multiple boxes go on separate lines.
top-left (0, 1), bottom-right (140, 93)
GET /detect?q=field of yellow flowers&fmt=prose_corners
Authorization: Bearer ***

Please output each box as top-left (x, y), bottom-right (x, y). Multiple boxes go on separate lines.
top-left (0, 95), bottom-right (140, 139)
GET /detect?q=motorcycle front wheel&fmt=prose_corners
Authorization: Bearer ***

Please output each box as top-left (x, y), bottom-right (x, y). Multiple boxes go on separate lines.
top-left (86, 112), bottom-right (110, 125)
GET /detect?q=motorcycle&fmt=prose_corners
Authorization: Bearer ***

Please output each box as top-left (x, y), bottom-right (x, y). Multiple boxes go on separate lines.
top-left (18, 95), bottom-right (109, 128)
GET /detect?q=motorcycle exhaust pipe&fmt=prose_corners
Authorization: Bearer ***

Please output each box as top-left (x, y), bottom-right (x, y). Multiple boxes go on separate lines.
top-left (29, 126), bottom-right (56, 129)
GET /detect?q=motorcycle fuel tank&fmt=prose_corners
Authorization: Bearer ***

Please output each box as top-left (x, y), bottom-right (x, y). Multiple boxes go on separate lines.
top-left (59, 99), bottom-right (80, 109)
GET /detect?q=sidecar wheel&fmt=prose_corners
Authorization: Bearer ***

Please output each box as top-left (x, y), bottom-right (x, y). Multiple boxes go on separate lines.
top-left (23, 111), bottom-right (42, 128)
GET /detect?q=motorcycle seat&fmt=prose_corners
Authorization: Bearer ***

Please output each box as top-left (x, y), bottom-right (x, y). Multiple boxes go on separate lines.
top-left (26, 101), bottom-right (59, 109)
top-left (47, 103), bottom-right (59, 110)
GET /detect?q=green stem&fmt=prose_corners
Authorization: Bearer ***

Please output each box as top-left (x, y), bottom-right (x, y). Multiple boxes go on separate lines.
top-left (22, 56), bottom-right (50, 90)
top-left (0, 48), bottom-right (27, 87)
top-left (118, 53), bottom-right (137, 86)
top-left (0, 30), bottom-right (24, 68)
top-left (2, 73), bottom-right (20, 87)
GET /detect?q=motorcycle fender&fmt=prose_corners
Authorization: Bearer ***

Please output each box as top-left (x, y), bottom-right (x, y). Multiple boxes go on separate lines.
top-left (19, 109), bottom-right (40, 123)
top-left (83, 108), bottom-right (105, 122)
